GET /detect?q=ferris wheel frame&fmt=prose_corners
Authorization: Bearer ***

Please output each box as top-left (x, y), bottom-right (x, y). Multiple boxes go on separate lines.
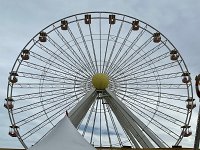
top-left (5, 11), bottom-right (195, 149)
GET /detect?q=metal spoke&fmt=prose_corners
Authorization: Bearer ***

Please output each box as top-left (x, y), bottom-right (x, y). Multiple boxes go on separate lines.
top-left (104, 16), bottom-right (125, 73)
top-left (102, 24), bottom-right (112, 73)
top-left (116, 93), bottom-right (180, 139)
top-left (16, 92), bottom-right (83, 126)
top-left (20, 61), bottom-right (86, 81)
top-left (117, 61), bottom-right (181, 81)
top-left (75, 16), bottom-right (96, 74)
top-left (110, 51), bottom-right (170, 79)
top-left (65, 27), bottom-right (94, 75)
top-left (117, 83), bottom-right (188, 89)
top-left (13, 82), bottom-right (83, 89)
top-left (117, 87), bottom-right (187, 101)
top-left (110, 41), bottom-right (166, 79)
top-left (117, 89), bottom-right (187, 114)
top-left (30, 49), bottom-right (89, 79)
top-left (88, 23), bottom-right (99, 73)
top-left (12, 88), bottom-right (77, 101)
top-left (107, 25), bottom-right (147, 75)
top-left (116, 91), bottom-right (186, 124)
top-left (13, 89), bottom-right (83, 114)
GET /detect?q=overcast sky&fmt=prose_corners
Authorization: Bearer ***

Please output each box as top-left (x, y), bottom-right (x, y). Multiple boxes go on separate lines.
top-left (0, 0), bottom-right (200, 148)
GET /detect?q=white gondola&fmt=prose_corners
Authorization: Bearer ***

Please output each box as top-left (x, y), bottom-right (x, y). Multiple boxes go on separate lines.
top-left (61, 20), bottom-right (68, 30)
top-left (21, 49), bottom-right (30, 60)
top-left (39, 31), bottom-right (47, 42)
top-left (8, 71), bottom-right (18, 84)
top-left (186, 98), bottom-right (196, 109)
top-left (9, 125), bottom-right (19, 137)
top-left (132, 20), bottom-right (139, 31)
top-left (4, 97), bottom-right (14, 109)
top-left (85, 14), bottom-right (91, 24)
top-left (181, 125), bottom-right (192, 137)
top-left (182, 72), bottom-right (191, 83)
top-left (153, 32), bottom-right (161, 43)
top-left (109, 14), bottom-right (115, 24)
top-left (170, 49), bottom-right (179, 61)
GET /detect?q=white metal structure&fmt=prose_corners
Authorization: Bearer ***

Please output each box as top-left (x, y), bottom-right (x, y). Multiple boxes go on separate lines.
top-left (5, 12), bottom-right (194, 149)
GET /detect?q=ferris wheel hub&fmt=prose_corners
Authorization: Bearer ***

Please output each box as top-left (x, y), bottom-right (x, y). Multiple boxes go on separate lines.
top-left (92, 73), bottom-right (109, 90)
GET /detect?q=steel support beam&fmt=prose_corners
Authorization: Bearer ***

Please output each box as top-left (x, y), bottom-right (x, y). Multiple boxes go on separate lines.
top-left (69, 89), bottom-right (97, 128)
top-left (105, 97), bottom-right (153, 148)
top-left (106, 89), bottom-right (166, 148)
top-left (107, 100), bottom-right (140, 148)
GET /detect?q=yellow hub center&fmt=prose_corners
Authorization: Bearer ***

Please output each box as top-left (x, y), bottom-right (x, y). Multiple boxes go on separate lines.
top-left (92, 73), bottom-right (109, 90)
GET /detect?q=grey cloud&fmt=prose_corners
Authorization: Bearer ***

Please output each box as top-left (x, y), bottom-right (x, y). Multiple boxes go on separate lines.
top-left (0, 0), bottom-right (199, 148)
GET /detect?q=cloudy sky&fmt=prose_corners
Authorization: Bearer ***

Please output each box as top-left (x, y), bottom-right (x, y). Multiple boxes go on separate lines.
top-left (0, 0), bottom-right (200, 148)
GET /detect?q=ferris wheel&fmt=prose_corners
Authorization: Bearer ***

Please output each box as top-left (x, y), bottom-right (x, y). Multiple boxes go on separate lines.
top-left (5, 12), bottom-right (195, 149)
